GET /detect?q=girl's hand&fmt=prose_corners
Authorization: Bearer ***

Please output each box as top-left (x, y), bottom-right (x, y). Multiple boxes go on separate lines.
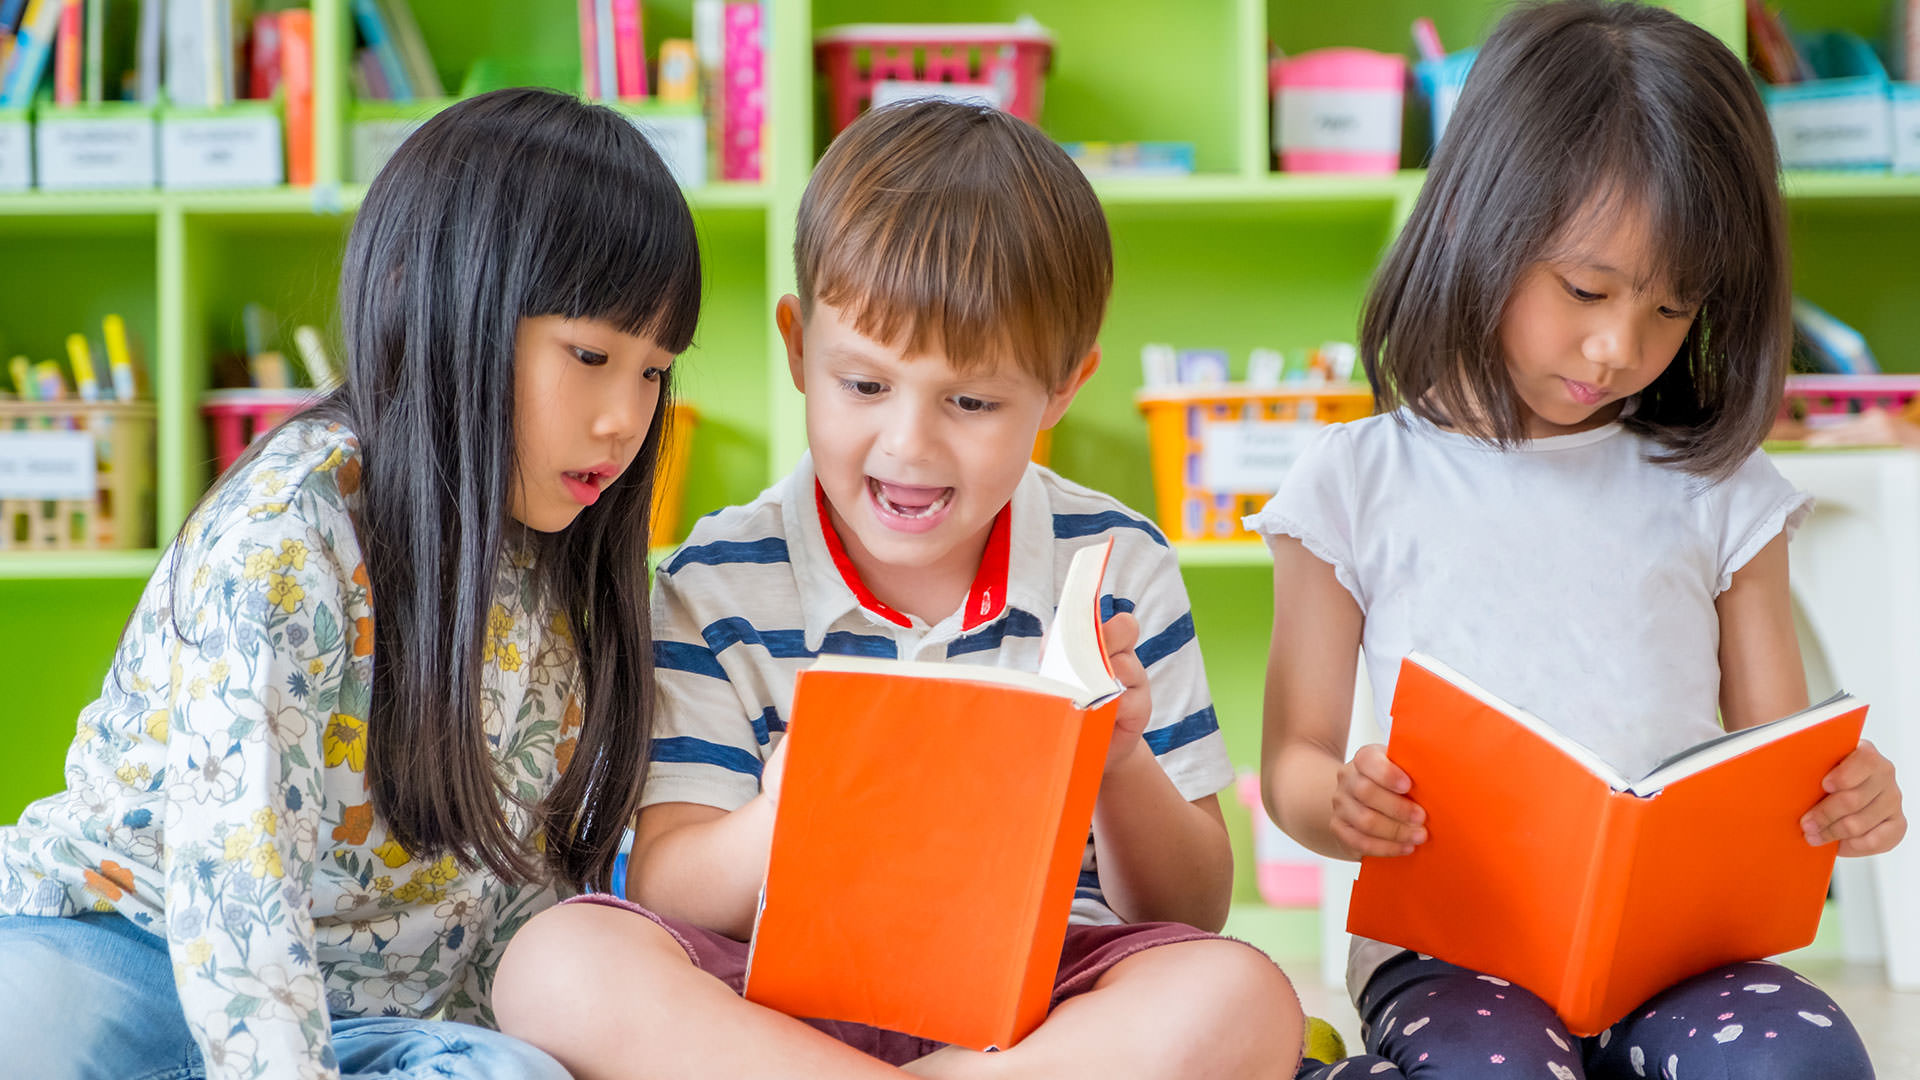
top-left (1100, 612), bottom-right (1152, 774)
top-left (1332, 744), bottom-right (1428, 858)
top-left (1803, 739), bottom-right (1907, 856)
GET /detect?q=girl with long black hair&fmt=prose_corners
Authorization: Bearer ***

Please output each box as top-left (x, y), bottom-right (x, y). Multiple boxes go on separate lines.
top-left (0, 86), bottom-right (700, 1079)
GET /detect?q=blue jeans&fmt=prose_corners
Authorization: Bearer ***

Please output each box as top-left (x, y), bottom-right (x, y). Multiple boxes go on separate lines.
top-left (0, 912), bottom-right (572, 1080)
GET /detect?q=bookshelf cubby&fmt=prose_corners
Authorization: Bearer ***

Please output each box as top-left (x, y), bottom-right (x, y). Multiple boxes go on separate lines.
top-left (4, 1), bottom-right (1915, 947)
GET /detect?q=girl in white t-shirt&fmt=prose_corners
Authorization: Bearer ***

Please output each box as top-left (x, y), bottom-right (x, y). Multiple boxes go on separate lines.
top-left (1257, 5), bottom-right (1905, 1079)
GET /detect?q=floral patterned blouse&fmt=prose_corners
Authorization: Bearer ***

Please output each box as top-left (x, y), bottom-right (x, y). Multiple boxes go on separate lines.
top-left (0, 419), bottom-right (582, 1080)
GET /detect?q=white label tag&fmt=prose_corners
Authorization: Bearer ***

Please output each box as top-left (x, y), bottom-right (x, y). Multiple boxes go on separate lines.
top-left (0, 120), bottom-right (30, 192)
top-left (35, 116), bottom-right (156, 190)
top-left (1277, 88), bottom-right (1403, 154)
top-left (1893, 97), bottom-right (1920, 173)
top-left (1200, 421), bottom-right (1324, 492)
top-left (1769, 95), bottom-right (1892, 169)
top-left (161, 114), bottom-right (283, 189)
top-left (625, 112), bottom-right (707, 189)
top-left (870, 79), bottom-right (1004, 111)
top-left (351, 119), bottom-right (424, 184)
top-left (0, 431), bottom-right (95, 499)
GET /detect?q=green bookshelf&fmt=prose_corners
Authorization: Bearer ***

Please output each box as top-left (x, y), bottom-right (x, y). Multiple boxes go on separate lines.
top-left (4, 1), bottom-right (1916, 961)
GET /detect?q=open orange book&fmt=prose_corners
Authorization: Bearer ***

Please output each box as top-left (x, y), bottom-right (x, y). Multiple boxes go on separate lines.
top-left (741, 538), bottom-right (1123, 1050)
top-left (1347, 653), bottom-right (1867, 1037)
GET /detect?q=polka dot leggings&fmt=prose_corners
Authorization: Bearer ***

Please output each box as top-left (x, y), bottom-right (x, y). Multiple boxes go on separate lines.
top-left (1295, 952), bottom-right (1875, 1079)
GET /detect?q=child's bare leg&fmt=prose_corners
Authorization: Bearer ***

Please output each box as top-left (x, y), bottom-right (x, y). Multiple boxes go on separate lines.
top-left (494, 903), bottom-right (909, 1080)
top-left (903, 939), bottom-right (1302, 1080)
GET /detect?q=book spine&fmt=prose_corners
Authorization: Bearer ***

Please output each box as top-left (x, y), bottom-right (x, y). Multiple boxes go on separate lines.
top-left (2, 0), bottom-right (59, 109)
top-left (80, 0), bottom-right (97, 102)
top-left (52, 0), bottom-right (76, 104)
top-left (248, 11), bottom-right (280, 100)
top-left (134, 0), bottom-right (157, 103)
top-left (593, 0), bottom-right (614, 103)
top-left (379, 0), bottom-right (442, 99)
top-left (719, 0), bottom-right (761, 182)
top-left (350, 0), bottom-right (410, 102)
top-left (0, 0), bottom-right (28, 33)
top-left (279, 7), bottom-right (311, 184)
top-left (1556, 791), bottom-right (1639, 1035)
top-left (575, 0), bottom-right (596, 98)
top-left (611, 0), bottom-right (640, 98)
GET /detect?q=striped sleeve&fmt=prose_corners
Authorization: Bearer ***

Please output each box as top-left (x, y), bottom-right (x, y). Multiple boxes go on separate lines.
top-left (641, 561), bottom-right (768, 812)
top-left (1110, 528), bottom-right (1233, 803)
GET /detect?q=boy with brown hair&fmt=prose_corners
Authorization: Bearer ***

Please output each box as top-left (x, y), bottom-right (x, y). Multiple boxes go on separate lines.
top-left (493, 100), bottom-right (1305, 1080)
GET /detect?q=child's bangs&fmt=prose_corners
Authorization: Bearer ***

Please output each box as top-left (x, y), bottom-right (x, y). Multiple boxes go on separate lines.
top-left (519, 118), bottom-right (702, 354)
top-left (810, 195), bottom-right (1064, 389)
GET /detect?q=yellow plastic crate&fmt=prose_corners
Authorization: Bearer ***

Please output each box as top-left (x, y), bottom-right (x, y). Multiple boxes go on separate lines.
top-left (1136, 386), bottom-right (1372, 542)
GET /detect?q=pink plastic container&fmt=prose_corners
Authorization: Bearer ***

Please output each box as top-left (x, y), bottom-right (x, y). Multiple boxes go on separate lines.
top-left (1271, 47), bottom-right (1407, 174)
top-left (202, 389), bottom-right (322, 472)
top-left (1234, 773), bottom-right (1322, 908)
top-left (1782, 374), bottom-right (1920, 418)
top-left (816, 22), bottom-right (1053, 139)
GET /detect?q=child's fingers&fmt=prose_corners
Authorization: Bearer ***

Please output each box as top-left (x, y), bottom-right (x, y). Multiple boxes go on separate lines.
top-left (1352, 743), bottom-right (1414, 796)
top-left (1806, 788), bottom-right (1903, 847)
top-left (1100, 611), bottom-right (1139, 654)
top-left (1821, 739), bottom-right (1889, 794)
top-left (1839, 813), bottom-right (1909, 858)
top-left (1331, 813), bottom-right (1420, 858)
top-left (1333, 770), bottom-right (1428, 850)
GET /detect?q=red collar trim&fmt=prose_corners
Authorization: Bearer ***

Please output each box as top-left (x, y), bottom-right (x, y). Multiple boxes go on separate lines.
top-left (812, 481), bottom-right (1013, 632)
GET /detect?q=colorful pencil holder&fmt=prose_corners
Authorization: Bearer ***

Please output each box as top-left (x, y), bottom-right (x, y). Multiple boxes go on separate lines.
top-left (815, 21), bottom-right (1053, 139)
top-left (1136, 385), bottom-right (1372, 542)
top-left (1271, 47), bottom-right (1407, 174)
top-left (0, 400), bottom-right (156, 551)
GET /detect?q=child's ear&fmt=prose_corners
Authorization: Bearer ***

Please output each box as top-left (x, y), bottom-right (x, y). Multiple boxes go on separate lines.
top-left (776, 295), bottom-right (806, 392)
top-left (1040, 346), bottom-right (1100, 429)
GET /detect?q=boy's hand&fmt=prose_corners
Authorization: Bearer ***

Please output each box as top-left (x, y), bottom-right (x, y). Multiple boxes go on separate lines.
top-left (1332, 744), bottom-right (1427, 858)
top-left (1100, 612), bottom-right (1152, 773)
top-left (1804, 739), bottom-right (1906, 856)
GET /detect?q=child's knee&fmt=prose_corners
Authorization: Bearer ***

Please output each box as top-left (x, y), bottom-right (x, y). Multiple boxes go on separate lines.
top-left (494, 902), bottom-right (692, 1033)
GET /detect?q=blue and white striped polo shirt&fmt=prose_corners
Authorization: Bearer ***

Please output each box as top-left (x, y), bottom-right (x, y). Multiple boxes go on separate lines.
top-left (642, 452), bottom-right (1233, 924)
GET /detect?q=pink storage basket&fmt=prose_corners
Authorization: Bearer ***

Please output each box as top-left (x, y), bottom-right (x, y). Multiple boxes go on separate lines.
top-left (1782, 374), bottom-right (1920, 418)
top-left (816, 22), bottom-right (1053, 138)
top-left (1271, 47), bottom-right (1408, 174)
top-left (203, 389), bottom-right (322, 473)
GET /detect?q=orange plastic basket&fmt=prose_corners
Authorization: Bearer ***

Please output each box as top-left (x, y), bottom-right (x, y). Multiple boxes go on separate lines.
top-left (650, 401), bottom-right (697, 543)
top-left (1136, 386), bottom-right (1373, 542)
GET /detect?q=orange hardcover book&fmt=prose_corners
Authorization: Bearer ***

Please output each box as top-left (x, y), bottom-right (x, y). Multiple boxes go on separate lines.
top-left (1348, 654), bottom-right (1867, 1036)
top-left (743, 538), bottom-right (1123, 1050)
top-left (278, 8), bottom-right (313, 186)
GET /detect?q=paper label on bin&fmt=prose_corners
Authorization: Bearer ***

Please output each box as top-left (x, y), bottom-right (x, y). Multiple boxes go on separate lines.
top-left (1893, 99), bottom-right (1920, 174)
top-left (1277, 88), bottom-right (1402, 155)
top-left (161, 114), bottom-right (284, 189)
top-left (35, 116), bottom-right (156, 190)
top-left (352, 119), bottom-right (423, 184)
top-left (0, 120), bottom-right (30, 192)
top-left (624, 113), bottom-right (708, 189)
top-left (871, 80), bottom-right (1004, 111)
top-left (0, 431), bottom-right (95, 499)
top-left (1768, 96), bottom-right (1892, 169)
top-left (1200, 420), bottom-right (1323, 492)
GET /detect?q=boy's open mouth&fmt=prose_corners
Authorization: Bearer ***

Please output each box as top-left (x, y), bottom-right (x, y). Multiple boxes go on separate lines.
top-left (867, 477), bottom-right (953, 521)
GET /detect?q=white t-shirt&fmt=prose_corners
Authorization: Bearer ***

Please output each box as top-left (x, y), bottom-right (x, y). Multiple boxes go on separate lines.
top-left (1245, 409), bottom-right (1812, 999)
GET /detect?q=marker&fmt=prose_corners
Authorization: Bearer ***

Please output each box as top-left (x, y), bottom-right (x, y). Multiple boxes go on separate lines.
top-left (8, 355), bottom-right (33, 400)
top-left (66, 334), bottom-right (100, 401)
top-left (103, 314), bottom-right (138, 400)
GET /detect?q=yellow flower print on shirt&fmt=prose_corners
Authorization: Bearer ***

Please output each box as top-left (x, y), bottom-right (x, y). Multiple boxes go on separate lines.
top-left (265, 573), bottom-right (305, 615)
top-left (224, 827), bottom-right (255, 863)
top-left (244, 551), bottom-right (276, 581)
top-left (247, 844), bottom-right (283, 879)
top-left (323, 714), bottom-right (367, 771)
top-left (372, 839), bottom-right (412, 868)
top-left (277, 539), bottom-right (308, 571)
top-left (482, 604), bottom-right (520, 669)
top-left (391, 855), bottom-right (458, 904)
top-left (145, 711), bottom-right (167, 742)
top-left (255, 470), bottom-right (286, 496)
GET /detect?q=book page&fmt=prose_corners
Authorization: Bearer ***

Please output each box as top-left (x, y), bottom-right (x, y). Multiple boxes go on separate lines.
top-left (1037, 538), bottom-right (1122, 709)
top-left (1406, 654), bottom-right (1632, 790)
top-left (1628, 691), bottom-right (1861, 796)
top-left (808, 654), bottom-right (1084, 700)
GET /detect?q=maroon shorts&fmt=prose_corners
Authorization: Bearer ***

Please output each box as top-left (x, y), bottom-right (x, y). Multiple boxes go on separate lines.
top-left (563, 892), bottom-right (1248, 1065)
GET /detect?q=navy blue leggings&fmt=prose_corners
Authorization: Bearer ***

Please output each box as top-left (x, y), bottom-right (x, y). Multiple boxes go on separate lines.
top-left (1296, 952), bottom-right (1874, 1079)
